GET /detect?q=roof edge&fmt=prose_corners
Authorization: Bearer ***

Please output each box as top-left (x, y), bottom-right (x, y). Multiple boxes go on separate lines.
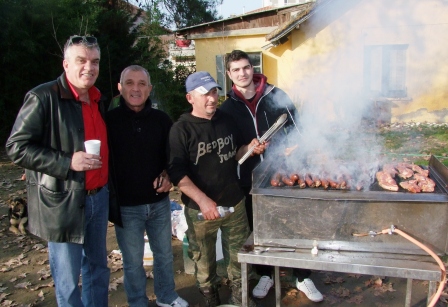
top-left (188, 27), bottom-right (278, 40)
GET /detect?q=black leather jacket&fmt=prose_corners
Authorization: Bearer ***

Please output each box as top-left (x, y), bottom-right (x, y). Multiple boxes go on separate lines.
top-left (5, 73), bottom-right (106, 243)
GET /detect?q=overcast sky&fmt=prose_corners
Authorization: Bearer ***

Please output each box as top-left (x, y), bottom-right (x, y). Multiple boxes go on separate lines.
top-left (219, 0), bottom-right (264, 19)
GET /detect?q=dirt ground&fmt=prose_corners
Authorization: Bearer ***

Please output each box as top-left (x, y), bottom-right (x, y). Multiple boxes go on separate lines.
top-left (0, 137), bottom-right (447, 307)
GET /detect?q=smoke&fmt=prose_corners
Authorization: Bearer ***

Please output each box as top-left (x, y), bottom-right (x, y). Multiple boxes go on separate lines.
top-left (262, 0), bottom-right (447, 189)
top-left (264, 88), bottom-right (384, 189)
top-left (262, 0), bottom-right (444, 189)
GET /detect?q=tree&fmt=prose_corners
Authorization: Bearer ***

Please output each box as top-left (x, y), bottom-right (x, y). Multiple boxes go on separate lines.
top-left (130, 1), bottom-right (192, 120)
top-left (134, 0), bottom-right (222, 29)
top-left (163, 0), bottom-right (222, 29)
top-left (0, 0), bottom-right (139, 142)
top-left (0, 0), bottom-right (217, 142)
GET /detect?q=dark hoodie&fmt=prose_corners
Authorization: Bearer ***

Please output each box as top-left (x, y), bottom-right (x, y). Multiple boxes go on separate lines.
top-left (220, 75), bottom-right (299, 188)
top-left (168, 109), bottom-right (244, 210)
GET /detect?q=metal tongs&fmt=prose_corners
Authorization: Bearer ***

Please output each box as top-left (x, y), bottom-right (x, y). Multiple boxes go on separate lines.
top-left (253, 246), bottom-right (296, 254)
top-left (238, 113), bottom-right (288, 165)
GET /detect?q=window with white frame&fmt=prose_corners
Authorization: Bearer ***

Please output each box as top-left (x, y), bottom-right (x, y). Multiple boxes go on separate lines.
top-left (364, 44), bottom-right (408, 98)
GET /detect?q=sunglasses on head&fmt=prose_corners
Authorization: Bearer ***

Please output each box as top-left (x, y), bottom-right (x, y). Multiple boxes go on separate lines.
top-left (68, 35), bottom-right (98, 46)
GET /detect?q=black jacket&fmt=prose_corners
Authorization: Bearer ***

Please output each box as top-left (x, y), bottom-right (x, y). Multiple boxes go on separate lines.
top-left (106, 98), bottom-right (172, 226)
top-left (220, 83), bottom-right (298, 187)
top-left (5, 73), bottom-right (106, 243)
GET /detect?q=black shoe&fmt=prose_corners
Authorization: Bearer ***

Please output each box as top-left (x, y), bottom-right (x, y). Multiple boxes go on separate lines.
top-left (199, 285), bottom-right (221, 307)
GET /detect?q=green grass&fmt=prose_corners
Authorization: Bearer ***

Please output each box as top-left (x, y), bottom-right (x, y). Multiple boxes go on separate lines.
top-left (379, 125), bottom-right (448, 166)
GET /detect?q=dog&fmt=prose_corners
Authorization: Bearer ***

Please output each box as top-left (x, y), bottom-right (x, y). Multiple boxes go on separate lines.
top-left (7, 197), bottom-right (28, 235)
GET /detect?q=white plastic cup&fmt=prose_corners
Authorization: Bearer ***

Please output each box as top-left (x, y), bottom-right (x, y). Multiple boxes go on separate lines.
top-left (84, 140), bottom-right (101, 155)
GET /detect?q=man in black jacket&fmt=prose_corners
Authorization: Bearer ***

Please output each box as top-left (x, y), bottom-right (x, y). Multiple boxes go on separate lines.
top-left (106, 65), bottom-right (188, 307)
top-left (220, 50), bottom-right (323, 302)
top-left (6, 35), bottom-right (110, 306)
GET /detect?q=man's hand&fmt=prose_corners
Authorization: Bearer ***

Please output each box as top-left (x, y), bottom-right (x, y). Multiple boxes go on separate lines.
top-left (249, 138), bottom-right (266, 156)
top-left (153, 171), bottom-right (173, 193)
top-left (70, 151), bottom-right (102, 171)
top-left (236, 138), bottom-right (266, 160)
top-left (197, 195), bottom-right (220, 220)
top-left (177, 175), bottom-right (220, 220)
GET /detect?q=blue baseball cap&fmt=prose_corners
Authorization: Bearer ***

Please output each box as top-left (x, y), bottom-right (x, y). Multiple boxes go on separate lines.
top-left (186, 71), bottom-right (222, 94)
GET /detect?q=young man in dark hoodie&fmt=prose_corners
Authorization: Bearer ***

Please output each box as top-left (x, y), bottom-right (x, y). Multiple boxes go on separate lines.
top-left (168, 71), bottom-right (263, 307)
top-left (220, 50), bottom-right (324, 302)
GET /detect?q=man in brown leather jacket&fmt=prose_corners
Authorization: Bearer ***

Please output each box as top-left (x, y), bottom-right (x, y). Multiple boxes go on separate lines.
top-left (5, 35), bottom-right (110, 307)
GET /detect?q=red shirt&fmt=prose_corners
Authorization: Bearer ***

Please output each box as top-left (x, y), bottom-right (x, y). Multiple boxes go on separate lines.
top-left (67, 78), bottom-right (109, 190)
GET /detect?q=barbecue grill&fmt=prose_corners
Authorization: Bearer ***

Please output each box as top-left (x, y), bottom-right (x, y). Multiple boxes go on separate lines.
top-left (251, 155), bottom-right (448, 255)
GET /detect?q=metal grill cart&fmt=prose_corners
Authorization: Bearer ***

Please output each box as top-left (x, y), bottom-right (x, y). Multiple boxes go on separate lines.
top-left (238, 156), bottom-right (448, 307)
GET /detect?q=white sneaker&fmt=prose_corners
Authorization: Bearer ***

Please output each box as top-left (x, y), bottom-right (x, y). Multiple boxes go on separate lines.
top-left (296, 278), bottom-right (323, 302)
top-left (252, 275), bottom-right (274, 299)
top-left (156, 296), bottom-right (189, 307)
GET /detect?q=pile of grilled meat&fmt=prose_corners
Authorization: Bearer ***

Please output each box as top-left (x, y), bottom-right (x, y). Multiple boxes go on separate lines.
top-left (376, 163), bottom-right (435, 193)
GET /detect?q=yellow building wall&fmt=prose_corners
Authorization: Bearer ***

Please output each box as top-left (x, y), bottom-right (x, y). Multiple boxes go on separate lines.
top-left (194, 36), bottom-right (266, 80)
top-left (283, 0), bottom-right (448, 123)
top-left (193, 0), bottom-right (448, 123)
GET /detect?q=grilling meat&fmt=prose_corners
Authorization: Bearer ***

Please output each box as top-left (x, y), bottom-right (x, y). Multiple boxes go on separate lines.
top-left (376, 171), bottom-right (399, 192)
top-left (383, 164), bottom-right (398, 177)
top-left (413, 173), bottom-right (436, 192)
top-left (321, 178), bottom-right (329, 189)
top-left (297, 175), bottom-right (306, 188)
top-left (304, 174), bottom-right (315, 187)
top-left (396, 164), bottom-right (414, 179)
top-left (328, 179), bottom-right (338, 189)
top-left (399, 180), bottom-right (421, 193)
top-left (270, 173), bottom-right (281, 187)
top-left (290, 173), bottom-right (299, 183)
top-left (377, 163), bottom-right (434, 193)
top-left (411, 164), bottom-right (429, 177)
top-left (281, 174), bottom-right (295, 186)
top-left (336, 175), bottom-right (347, 189)
top-left (311, 175), bottom-right (322, 188)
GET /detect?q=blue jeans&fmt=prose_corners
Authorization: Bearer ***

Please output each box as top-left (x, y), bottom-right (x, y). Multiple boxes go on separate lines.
top-left (115, 196), bottom-right (178, 307)
top-left (48, 185), bottom-right (110, 307)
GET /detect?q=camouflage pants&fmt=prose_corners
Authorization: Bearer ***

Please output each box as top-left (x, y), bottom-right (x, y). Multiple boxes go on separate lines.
top-left (184, 198), bottom-right (250, 288)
